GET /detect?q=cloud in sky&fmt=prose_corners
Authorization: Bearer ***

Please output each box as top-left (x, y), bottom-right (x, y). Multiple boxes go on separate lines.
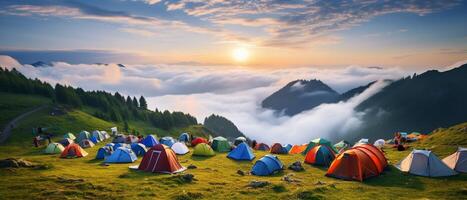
top-left (0, 0), bottom-right (462, 48)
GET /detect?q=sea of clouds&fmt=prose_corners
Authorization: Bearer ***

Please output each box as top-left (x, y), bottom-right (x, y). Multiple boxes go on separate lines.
top-left (1, 55), bottom-right (424, 143)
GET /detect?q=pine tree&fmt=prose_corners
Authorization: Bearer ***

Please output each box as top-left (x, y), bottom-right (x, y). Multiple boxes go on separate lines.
top-left (139, 96), bottom-right (148, 110)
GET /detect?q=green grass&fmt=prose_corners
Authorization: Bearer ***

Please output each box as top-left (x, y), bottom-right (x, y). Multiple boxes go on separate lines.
top-left (0, 95), bottom-right (466, 199)
top-left (0, 92), bottom-right (51, 128)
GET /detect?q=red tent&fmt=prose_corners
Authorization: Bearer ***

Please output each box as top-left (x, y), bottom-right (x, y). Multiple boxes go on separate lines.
top-left (191, 137), bottom-right (208, 147)
top-left (326, 144), bottom-right (387, 181)
top-left (60, 143), bottom-right (88, 158)
top-left (270, 143), bottom-right (287, 154)
top-left (138, 144), bottom-right (186, 173)
top-left (254, 143), bottom-right (270, 151)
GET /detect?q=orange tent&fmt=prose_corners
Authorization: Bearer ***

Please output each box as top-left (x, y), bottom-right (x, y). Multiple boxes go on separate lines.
top-left (289, 144), bottom-right (307, 154)
top-left (326, 144), bottom-right (387, 181)
top-left (60, 143), bottom-right (88, 158)
top-left (304, 145), bottom-right (335, 166)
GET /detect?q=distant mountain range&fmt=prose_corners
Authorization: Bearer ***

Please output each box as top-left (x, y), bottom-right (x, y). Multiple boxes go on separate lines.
top-left (30, 61), bottom-right (126, 68)
top-left (262, 64), bottom-right (467, 141)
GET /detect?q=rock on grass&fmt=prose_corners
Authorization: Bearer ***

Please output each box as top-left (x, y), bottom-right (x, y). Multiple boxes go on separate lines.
top-left (247, 180), bottom-right (270, 188)
top-left (0, 158), bottom-right (35, 168)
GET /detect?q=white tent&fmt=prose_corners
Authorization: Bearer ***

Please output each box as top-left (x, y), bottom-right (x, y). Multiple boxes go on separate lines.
top-left (171, 142), bottom-right (189, 155)
top-left (354, 138), bottom-right (369, 147)
top-left (101, 131), bottom-right (111, 140)
top-left (395, 149), bottom-right (458, 177)
top-left (443, 147), bottom-right (467, 173)
top-left (92, 130), bottom-right (105, 142)
top-left (110, 127), bottom-right (118, 135)
top-left (373, 139), bottom-right (386, 148)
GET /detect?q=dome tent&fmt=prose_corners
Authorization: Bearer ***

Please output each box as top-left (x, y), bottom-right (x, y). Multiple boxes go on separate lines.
top-left (227, 142), bottom-right (255, 161)
top-left (44, 143), bottom-right (65, 154)
top-left (326, 144), bottom-right (387, 181)
top-left (160, 136), bottom-right (176, 147)
top-left (333, 140), bottom-right (350, 151)
top-left (304, 145), bottom-right (336, 166)
top-left (60, 143), bottom-right (88, 158)
top-left (289, 144), bottom-right (307, 154)
top-left (63, 132), bottom-right (76, 140)
top-left (178, 133), bottom-right (190, 143)
top-left (137, 144), bottom-right (186, 173)
top-left (79, 139), bottom-right (95, 148)
top-left (191, 137), bottom-right (208, 147)
top-left (114, 143), bottom-right (130, 149)
top-left (105, 147), bottom-right (138, 163)
top-left (251, 155), bottom-right (284, 176)
top-left (211, 136), bottom-right (231, 152)
top-left (141, 135), bottom-right (159, 147)
top-left (373, 139), bottom-right (386, 148)
top-left (234, 136), bottom-right (247, 146)
top-left (131, 143), bottom-right (148, 156)
top-left (171, 142), bottom-right (190, 155)
top-left (92, 130), bottom-right (105, 142)
top-left (303, 138), bottom-right (338, 155)
top-left (443, 147), bottom-right (467, 173)
top-left (396, 149), bottom-right (457, 177)
top-left (113, 134), bottom-right (126, 143)
top-left (76, 131), bottom-right (91, 143)
top-left (354, 138), bottom-right (369, 147)
top-left (270, 143), bottom-right (288, 154)
top-left (96, 146), bottom-right (113, 160)
top-left (193, 143), bottom-right (215, 156)
top-left (283, 144), bottom-right (292, 152)
top-left (254, 143), bottom-right (270, 151)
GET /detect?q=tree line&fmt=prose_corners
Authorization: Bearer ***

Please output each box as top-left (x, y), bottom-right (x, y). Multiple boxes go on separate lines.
top-left (0, 68), bottom-right (197, 130)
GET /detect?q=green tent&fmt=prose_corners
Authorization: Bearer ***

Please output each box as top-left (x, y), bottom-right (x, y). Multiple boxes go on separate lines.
top-left (211, 136), bottom-right (231, 152)
top-left (193, 143), bottom-right (215, 156)
top-left (303, 138), bottom-right (338, 154)
top-left (63, 132), bottom-right (76, 140)
top-left (333, 140), bottom-right (350, 151)
top-left (45, 143), bottom-right (65, 154)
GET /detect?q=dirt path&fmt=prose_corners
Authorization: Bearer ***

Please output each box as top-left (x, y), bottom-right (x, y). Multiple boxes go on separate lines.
top-left (0, 105), bottom-right (48, 144)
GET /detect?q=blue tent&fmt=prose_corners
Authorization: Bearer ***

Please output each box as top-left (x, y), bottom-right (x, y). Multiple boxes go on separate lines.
top-left (251, 154), bottom-right (284, 176)
top-left (227, 142), bottom-right (255, 161)
top-left (114, 143), bottom-right (130, 149)
top-left (141, 135), bottom-right (159, 147)
top-left (131, 143), bottom-right (147, 156)
top-left (104, 147), bottom-right (137, 163)
top-left (90, 135), bottom-right (99, 144)
top-left (105, 143), bottom-right (115, 147)
top-left (179, 133), bottom-right (190, 142)
top-left (96, 146), bottom-right (113, 160)
top-left (160, 136), bottom-right (176, 147)
top-left (283, 144), bottom-right (292, 152)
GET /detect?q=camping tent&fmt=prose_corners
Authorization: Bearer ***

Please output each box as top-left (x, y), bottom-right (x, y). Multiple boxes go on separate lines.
top-left (96, 146), bottom-right (113, 160)
top-left (283, 144), bottom-right (292, 152)
top-left (60, 143), bottom-right (88, 158)
top-left (63, 132), bottom-right (76, 140)
top-left (114, 143), bottom-right (130, 149)
top-left (179, 133), bottom-right (190, 143)
top-left (113, 134), bottom-right (126, 143)
top-left (354, 138), bottom-right (369, 147)
top-left (234, 137), bottom-right (247, 146)
top-left (443, 147), bottom-right (467, 173)
top-left (304, 145), bottom-right (336, 166)
top-left (396, 149), bottom-right (458, 177)
top-left (334, 140), bottom-right (350, 152)
top-left (105, 143), bottom-right (115, 147)
top-left (211, 136), bottom-right (231, 152)
top-left (227, 142), bottom-right (255, 161)
top-left (44, 143), bottom-right (65, 154)
top-left (160, 136), bottom-right (176, 147)
top-left (270, 143), bottom-right (288, 154)
top-left (191, 137), bottom-right (208, 147)
top-left (92, 130), bottom-right (105, 142)
top-left (131, 143), bottom-right (147, 156)
top-left (303, 138), bottom-right (338, 154)
top-left (254, 143), bottom-right (270, 151)
top-left (251, 154), bottom-right (284, 176)
top-left (101, 131), bottom-right (111, 140)
top-left (192, 143), bottom-right (215, 156)
top-left (141, 135), bottom-right (159, 147)
top-left (78, 139), bottom-right (95, 148)
top-left (105, 147), bottom-right (137, 163)
top-left (326, 144), bottom-right (387, 181)
top-left (373, 139), bottom-right (386, 148)
top-left (137, 144), bottom-right (186, 173)
top-left (127, 135), bottom-right (139, 143)
top-left (171, 142), bottom-right (190, 155)
top-left (59, 138), bottom-right (74, 147)
top-left (76, 131), bottom-right (91, 143)
top-left (289, 144), bottom-right (307, 154)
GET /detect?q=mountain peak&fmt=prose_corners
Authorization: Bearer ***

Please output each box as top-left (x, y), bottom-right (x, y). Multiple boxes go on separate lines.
top-left (30, 61), bottom-right (51, 68)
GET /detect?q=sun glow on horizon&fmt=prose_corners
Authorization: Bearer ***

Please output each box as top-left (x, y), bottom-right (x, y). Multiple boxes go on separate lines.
top-left (232, 47), bottom-right (250, 63)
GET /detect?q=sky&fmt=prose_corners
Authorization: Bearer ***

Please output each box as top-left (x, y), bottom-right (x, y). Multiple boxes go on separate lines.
top-left (0, 0), bottom-right (466, 68)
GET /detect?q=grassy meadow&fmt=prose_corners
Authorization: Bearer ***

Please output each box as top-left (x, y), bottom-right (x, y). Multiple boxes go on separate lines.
top-left (0, 94), bottom-right (466, 200)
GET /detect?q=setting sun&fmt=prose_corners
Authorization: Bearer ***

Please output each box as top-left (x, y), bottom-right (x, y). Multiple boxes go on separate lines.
top-left (232, 47), bottom-right (250, 62)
